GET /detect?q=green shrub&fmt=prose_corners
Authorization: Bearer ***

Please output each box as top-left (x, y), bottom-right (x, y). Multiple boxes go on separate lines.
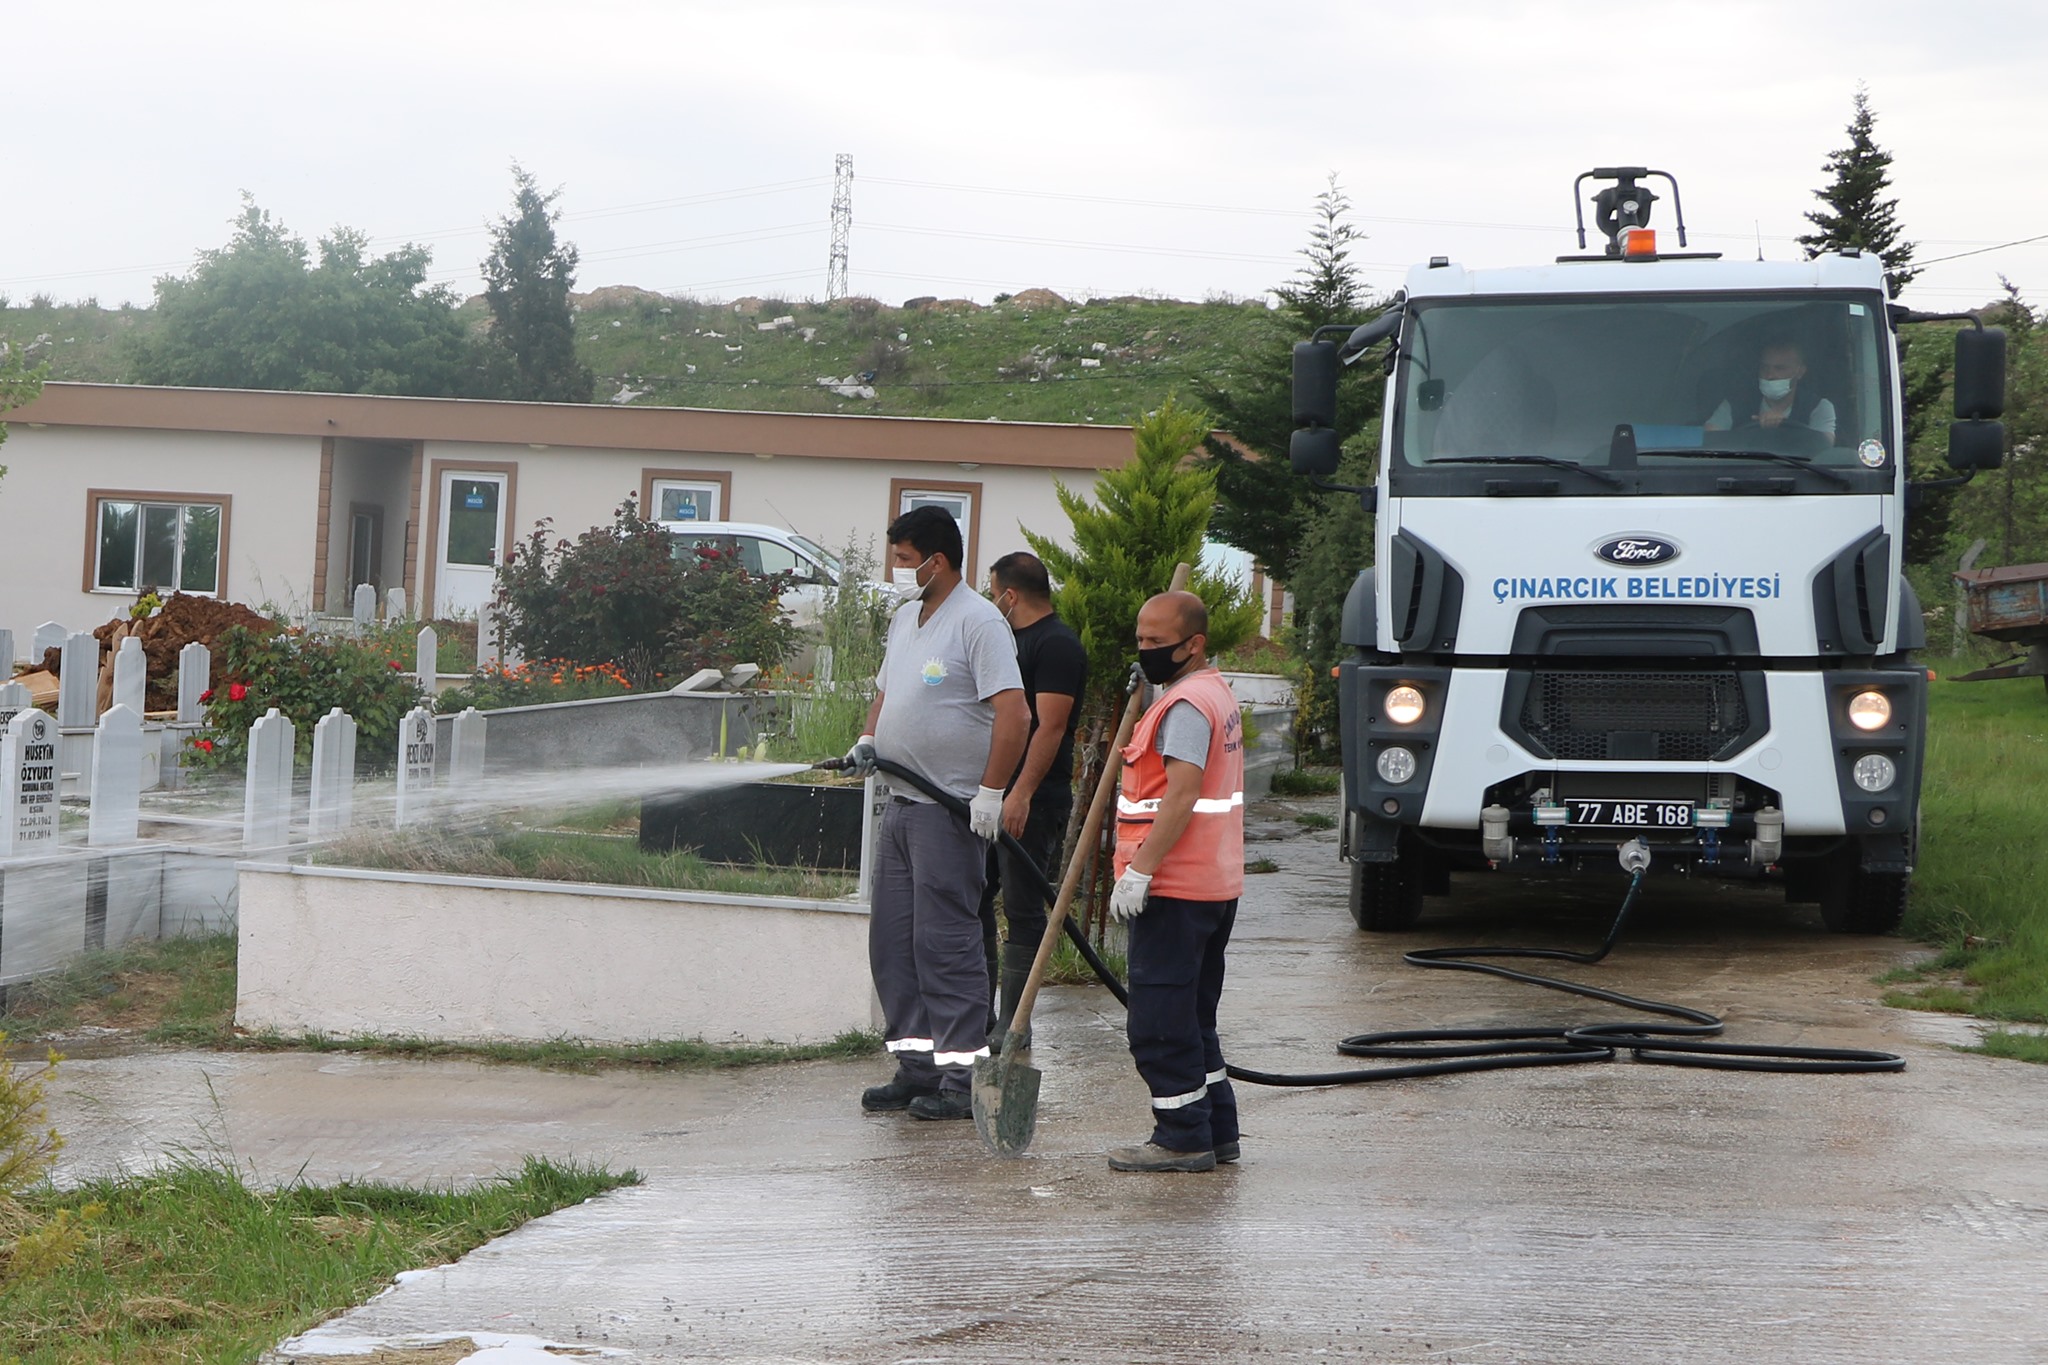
top-left (1, 1037), bottom-right (91, 1287)
top-left (190, 626), bottom-right (423, 771)
top-left (493, 497), bottom-right (799, 689)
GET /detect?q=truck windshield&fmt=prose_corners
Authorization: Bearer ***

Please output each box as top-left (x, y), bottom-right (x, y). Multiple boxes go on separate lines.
top-left (1394, 292), bottom-right (1892, 493)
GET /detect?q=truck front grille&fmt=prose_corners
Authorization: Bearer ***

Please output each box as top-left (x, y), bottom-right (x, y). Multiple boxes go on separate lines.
top-left (1516, 670), bottom-right (1752, 762)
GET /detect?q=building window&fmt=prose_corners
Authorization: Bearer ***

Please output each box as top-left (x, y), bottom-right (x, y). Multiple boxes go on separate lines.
top-left (90, 494), bottom-right (229, 595)
top-left (889, 478), bottom-right (982, 581)
top-left (642, 468), bottom-right (733, 525)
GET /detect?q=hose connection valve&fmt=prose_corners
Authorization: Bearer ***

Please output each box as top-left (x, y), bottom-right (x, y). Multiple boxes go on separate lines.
top-left (1481, 804), bottom-right (1513, 865)
top-left (1617, 838), bottom-right (1652, 876)
top-left (1748, 806), bottom-right (1784, 868)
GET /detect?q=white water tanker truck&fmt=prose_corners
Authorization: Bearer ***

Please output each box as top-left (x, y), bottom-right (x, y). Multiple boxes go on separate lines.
top-left (1289, 167), bottom-right (2009, 934)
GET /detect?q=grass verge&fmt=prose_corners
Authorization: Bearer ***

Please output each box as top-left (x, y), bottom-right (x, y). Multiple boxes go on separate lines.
top-left (1882, 668), bottom-right (2048, 1056)
top-left (1269, 767), bottom-right (1341, 798)
top-left (0, 1155), bottom-right (637, 1364)
top-left (0, 935), bottom-right (880, 1071)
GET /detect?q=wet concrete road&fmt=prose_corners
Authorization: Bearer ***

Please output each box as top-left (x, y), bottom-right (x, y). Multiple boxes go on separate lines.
top-left (44, 817), bottom-right (2048, 1364)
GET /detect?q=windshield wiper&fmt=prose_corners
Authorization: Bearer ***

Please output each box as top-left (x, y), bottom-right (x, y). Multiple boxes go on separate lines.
top-left (1638, 447), bottom-right (1851, 488)
top-left (1425, 455), bottom-right (1622, 487)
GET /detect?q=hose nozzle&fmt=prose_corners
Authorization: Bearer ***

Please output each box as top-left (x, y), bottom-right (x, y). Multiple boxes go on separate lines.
top-left (1617, 838), bottom-right (1651, 876)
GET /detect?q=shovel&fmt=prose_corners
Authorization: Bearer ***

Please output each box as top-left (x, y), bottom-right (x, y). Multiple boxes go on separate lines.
top-left (971, 561), bottom-right (1189, 1156)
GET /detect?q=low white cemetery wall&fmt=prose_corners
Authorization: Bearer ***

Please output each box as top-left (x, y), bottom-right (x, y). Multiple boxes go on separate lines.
top-left (236, 865), bottom-right (878, 1045)
top-left (0, 846), bottom-right (239, 988)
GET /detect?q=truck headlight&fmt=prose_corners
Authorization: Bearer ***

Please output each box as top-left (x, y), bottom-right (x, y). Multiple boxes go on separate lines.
top-left (1376, 746), bottom-right (1418, 785)
top-left (1384, 685), bottom-right (1426, 726)
top-left (1847, 690), bottom-right (1891, 731)
top-left (1852, 753), bottom-right (1896, 792)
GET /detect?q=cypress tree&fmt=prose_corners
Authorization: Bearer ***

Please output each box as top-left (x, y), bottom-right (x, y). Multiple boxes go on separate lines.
top-left (481, 165), bottom-right (595, 403)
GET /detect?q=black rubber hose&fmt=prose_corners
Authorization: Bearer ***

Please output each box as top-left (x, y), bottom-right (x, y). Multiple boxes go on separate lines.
top-left (850, 756), bottom-right (1905, 1081)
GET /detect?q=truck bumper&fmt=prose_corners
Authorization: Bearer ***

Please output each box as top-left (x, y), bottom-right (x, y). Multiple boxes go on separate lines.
top-left (1340, 658), bottom-right (1926, 865)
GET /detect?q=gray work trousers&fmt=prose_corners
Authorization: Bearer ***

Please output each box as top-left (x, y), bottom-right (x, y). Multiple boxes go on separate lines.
top-left (870, 797), bottom-right (991, 1094)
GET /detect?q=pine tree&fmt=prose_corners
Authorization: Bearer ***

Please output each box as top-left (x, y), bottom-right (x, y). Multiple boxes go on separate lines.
top-left (1798, 88), bottom-right (1918, 297)
top-left (1197, 175), bottom-right (1385, 578)
top-left (481, 165), bottom-right (594, 403)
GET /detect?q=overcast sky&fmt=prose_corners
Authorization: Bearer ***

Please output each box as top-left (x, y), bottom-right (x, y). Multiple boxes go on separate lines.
top-left (5, 1), bottom-right (2042, 315)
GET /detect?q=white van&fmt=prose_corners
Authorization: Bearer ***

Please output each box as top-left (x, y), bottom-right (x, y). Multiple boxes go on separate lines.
top-left (656, 520), bottom-right (856, 628)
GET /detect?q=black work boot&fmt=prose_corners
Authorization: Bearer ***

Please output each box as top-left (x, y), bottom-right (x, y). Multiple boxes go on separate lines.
top-left (1107, 1141), bottom-right (1217, 1173)
top-left (861, 1074), bottom-right (939, 1112)
top-left (907, 1090), bottom-right (974, 1121)
top-left (989, 944), bottom-right (1035, 1052)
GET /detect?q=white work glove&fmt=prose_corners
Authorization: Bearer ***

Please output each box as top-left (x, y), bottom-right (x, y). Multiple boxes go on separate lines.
top-left (969, 784), bottom-right (1005, 841)
top-left (843, 734), bottom-right (877, 777)
top-left (1109, 868), bottom-right (1153, 923)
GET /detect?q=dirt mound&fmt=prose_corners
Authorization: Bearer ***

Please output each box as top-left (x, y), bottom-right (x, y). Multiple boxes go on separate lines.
top-left (573, 285), bottom-right (670, 312)
top-left (1007, 288), bottom-right (1069, 310)
top-left (44, 594), bottom-right (278, 713)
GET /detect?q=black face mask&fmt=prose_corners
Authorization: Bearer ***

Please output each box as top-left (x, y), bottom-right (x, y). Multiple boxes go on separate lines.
top-left (1137, 636), bottom-right (1193, 686)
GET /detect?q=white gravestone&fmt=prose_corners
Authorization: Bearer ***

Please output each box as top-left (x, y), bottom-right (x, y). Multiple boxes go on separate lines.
top-left (0, 681), bottom-right (30, 733)
top-left (414, 625), bottom-right (438, 686)
top-left (476, 604), bottom-right (501, 669)
top-left (0, 629), bottom-right (12, 673)
top-left (309, 708), bottom-right (358, 838)
top-left (352, 582), bottom-right (377, 628)
top-left (386, 588), bottom-right (407, 620)
top-left (33, 622), bottom-right (66, 659)
top-left (395, 706), bottom-right (437, 828)
top-left (1, 709), bottom-right (60, 858)
top-left (177, 642), bottom-right (211, 724)
top-left (57, 632), bottom-right (97, 728)
top-left (112, 636), bottom-right (147, 716)
top-left (88, 704), bottom-right (143, 846)
top-left (449, 707), bottom-right (487, 787)
top-left (242, 708), bottom-right (294, 852)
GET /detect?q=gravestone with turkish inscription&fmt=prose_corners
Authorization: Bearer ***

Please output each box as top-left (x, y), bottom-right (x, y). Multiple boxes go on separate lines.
top-left (0, 681), bottom-right (30, 733)
top-left (1, 708), bottom-right (60, 858)
top-left (395, 705), bottom-right (437, 827)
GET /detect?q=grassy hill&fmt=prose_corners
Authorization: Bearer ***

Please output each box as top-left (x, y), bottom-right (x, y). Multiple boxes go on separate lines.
top-left (0, 287), bottom-right (1288, 427)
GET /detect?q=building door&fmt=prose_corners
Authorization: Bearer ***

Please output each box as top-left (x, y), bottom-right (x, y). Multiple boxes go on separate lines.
top-left (436, 472), bottom-right (507, 617)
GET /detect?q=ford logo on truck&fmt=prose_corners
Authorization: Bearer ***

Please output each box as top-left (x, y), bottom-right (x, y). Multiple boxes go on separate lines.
top-left (1595, 536), bottom-right (1680, 566)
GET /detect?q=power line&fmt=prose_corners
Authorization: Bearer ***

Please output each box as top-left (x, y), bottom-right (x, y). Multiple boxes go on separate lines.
top-left (1915, 231), bottom-right (2048, 267)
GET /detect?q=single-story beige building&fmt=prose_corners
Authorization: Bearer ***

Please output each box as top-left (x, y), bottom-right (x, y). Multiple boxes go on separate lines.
top-left (1, 383), bottom-right (1253, 656)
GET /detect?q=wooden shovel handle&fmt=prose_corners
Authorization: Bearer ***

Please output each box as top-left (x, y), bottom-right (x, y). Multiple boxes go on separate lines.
top-left (1005, 561), bottom-right (1191, 1037)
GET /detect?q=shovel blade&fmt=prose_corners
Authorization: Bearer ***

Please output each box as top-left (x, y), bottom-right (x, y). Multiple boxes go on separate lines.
top-left (971, 1052), bottom-right (1041, 1156)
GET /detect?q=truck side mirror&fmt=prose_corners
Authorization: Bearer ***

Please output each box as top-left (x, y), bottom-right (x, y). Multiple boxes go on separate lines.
top-left (1291, 339), bottom-right (1343, 477)
top-left (1947, 419), bottom-right (2006, 471)
top-left (1293, 340), bottom-right (1339, 429)
top-left (1955, 326), bottom-right (2006, 420)
top-left (1291, 428), bottom-right (1342, 477)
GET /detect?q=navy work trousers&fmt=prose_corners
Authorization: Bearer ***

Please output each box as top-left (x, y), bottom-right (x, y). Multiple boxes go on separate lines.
top-left (870, 798), bottom-right (991, 1095)
top-left (1125, 894), bottom-right (1239, 1153)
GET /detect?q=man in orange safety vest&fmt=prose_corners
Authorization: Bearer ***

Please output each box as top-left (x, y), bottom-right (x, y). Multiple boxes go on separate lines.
top-left (1105, 589), bottom-right (1245, 1173)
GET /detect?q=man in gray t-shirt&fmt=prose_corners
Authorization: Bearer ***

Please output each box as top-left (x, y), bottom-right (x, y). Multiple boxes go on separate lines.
top-left (847, 507), bottom-right (1026, 1121)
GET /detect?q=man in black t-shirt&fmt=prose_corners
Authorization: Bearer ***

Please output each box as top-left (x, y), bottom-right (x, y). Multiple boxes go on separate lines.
top-left (978, 551), bottom-right (1088, 1047)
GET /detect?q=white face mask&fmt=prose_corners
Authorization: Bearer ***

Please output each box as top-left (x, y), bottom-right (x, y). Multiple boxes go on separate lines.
top-left (890, 554), bottom-right (935, 599)
top-left (1758, 377), bottom-right (1795, 402)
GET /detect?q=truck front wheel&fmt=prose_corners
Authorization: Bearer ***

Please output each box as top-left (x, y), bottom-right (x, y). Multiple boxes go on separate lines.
top-left (1818, 857), bottom-right (1909, 935)
top-left (1349, 852), bottom-right (1426, 932)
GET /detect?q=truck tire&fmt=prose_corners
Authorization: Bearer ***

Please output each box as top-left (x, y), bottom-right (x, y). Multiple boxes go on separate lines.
top-left (1818, 861), bottom-right (1909, 934)
top-left (1349, 854), bottom-right (1425, 932)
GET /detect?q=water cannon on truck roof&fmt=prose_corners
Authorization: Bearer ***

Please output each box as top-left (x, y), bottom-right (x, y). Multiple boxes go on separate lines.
top-left (1289, 166), bottom-right (2009, 936)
